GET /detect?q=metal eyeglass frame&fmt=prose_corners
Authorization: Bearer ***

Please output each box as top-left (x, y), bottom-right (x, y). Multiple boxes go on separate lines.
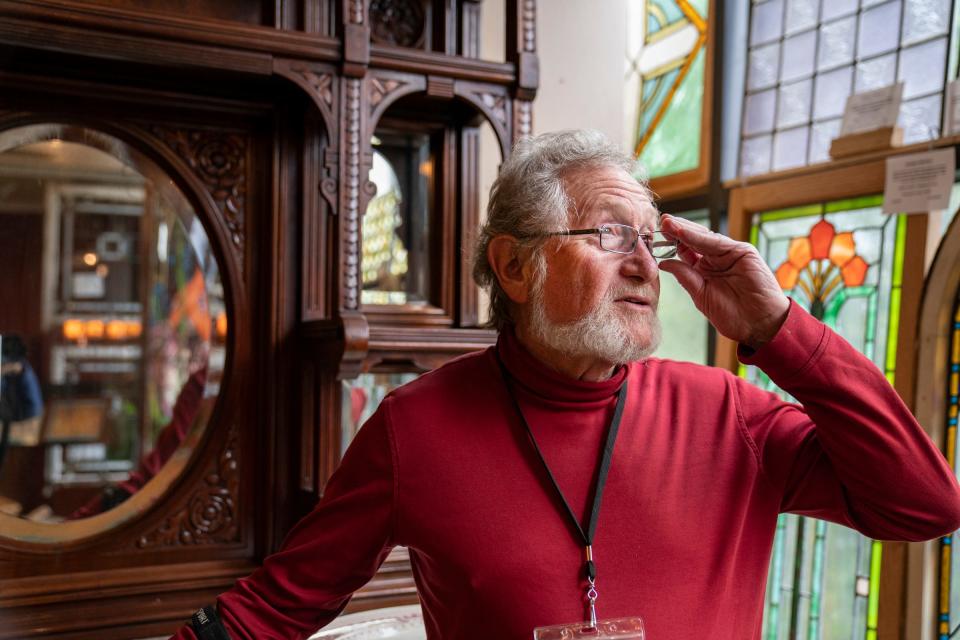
top-left (542, 223), bottom-right (679, 260)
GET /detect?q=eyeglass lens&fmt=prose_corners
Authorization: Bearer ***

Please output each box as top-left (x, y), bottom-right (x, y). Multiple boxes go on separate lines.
top-left (599, 225), bottom-right (677, 259)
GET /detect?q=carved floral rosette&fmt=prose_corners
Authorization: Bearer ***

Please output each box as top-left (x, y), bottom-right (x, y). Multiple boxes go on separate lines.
top-left (149, 126), bottom-right (247, 268)
top-left (134, 423), bottom-right (240, 548)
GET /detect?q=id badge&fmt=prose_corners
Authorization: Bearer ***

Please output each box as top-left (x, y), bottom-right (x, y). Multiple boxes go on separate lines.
top-left (533, 617), bottom-right (645, 639)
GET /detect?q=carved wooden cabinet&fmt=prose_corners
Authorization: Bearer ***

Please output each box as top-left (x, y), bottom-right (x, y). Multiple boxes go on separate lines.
top-left (0, 1), bottom-right (538, 637)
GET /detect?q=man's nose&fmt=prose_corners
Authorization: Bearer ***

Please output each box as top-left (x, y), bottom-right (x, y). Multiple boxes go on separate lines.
top-left (621, 243), bottom-right (660, 280)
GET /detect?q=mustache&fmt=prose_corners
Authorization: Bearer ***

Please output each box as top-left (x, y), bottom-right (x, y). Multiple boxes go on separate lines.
top-left (604, 286), bottom-right (658, 305)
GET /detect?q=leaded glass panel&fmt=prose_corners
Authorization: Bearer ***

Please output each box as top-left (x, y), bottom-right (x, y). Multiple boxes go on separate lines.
top-left (938, 296), bottom-right (960, 639)
top-left (741, 0), bottom-right (952, 176)
top-left (777, 79), bottom-right (813, 128)
top-left (626, 0), bottom-right (709, 179)
top-left (772, 125), bottom-right (809, 170)
top-left (748, 196), bottom-right (905, 640)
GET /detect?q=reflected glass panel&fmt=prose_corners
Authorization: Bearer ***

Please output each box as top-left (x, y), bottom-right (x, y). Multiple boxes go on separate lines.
top-left (902, 0), bottom-right (950, 45)
top-left (855, 53), bottom-right (898, 92)
top-left (772, 126), bottom-right (809, 170)
top-left (0, 125), bottom-right (225, 525)
top-left (809, 118), bottom-right (842, 164)
top-left (812, 66), bottom-right (853, 120)
top-left (858, 1), bottom-right (901, 59)
top-left (741, 134), bottom-right (773, 176)
top-left (898, 37), bottom-right (948, 99)
top-left (816, 16), bottom-right (855, 71)
top-left (362, 135), bottom-right (432, 306)
top-left (777, 80), bottom-right (813, 128)
top-left (341, 372), bottom-right (419, 455)
top-left (785, 0), bottom-right (818, 34)
top-left (744, 89), bottom-right (777, 135)
top-left (751, 0), bottom-right (784, 45)
top-left (781, 30), bottom-right (816, 82)
top-left (749, 42), bottom-right (781, 90)
top-left (820, 0), bottom-right (857, 21)
top-left (899, 94), bottom-right (943, 144)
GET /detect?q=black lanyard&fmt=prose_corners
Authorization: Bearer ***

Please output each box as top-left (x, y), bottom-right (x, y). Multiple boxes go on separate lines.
top-left (495, 353), bottom-right (628, 626)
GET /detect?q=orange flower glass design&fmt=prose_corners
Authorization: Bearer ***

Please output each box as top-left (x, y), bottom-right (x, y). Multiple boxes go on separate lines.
top-left (773, 219), bottom-right (868, 315)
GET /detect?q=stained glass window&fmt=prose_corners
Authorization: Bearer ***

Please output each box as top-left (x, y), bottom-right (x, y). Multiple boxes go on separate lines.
top-left (625, 0), bottom-right (709, 179)
top-left (938, 295), bottom-right (960, 640)
top-left (745, 196), bottom-right (907, 640)
top-left (655, 209), bottom-right (711, 363)
top-left (741, 0), bottom-right (954, 176)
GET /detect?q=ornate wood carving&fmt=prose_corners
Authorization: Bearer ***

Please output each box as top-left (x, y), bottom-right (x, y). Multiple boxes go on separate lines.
top-left (347, 0), bottom-right (367, 24)
top-left (274, 60), bottom-right (338, 137)
top-left (369, 0), bottom-right (426, 48)
top-left (149, 126), bottom-right (247, 269)
top-left (342, 77), bottom-right (364, 311)
top-left (454, 82), bottom-right (511, 158)
top-left (513, 98), bottom-right (532, 143)
top-left (134, 423), bottom-right (240, 548)
top-left (427, 75), bottom-right (455, 99)
top-left (521, 0), bottom-right (536, 52)
top-left (369, 77), bottom-right (405, 112)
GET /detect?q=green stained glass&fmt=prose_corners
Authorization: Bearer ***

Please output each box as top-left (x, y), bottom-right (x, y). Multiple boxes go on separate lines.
top-left (656, 209), bottom-right (710, 363)
top-left (749, 197), bottom-right (907, 639)
top-left (627, 0), bottom-right (708, 179)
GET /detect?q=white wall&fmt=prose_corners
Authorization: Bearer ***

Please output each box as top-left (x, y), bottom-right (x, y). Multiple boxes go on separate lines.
top-left (533, 0), bottom-right (628, 146)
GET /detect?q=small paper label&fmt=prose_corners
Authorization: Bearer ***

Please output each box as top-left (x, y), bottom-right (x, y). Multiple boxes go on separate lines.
top-left (883, 148), bottom-right (955, 214)
top-left (840, 83), bottom-right (903, 136)
top-left (944, 78), bottom-right (960, 136)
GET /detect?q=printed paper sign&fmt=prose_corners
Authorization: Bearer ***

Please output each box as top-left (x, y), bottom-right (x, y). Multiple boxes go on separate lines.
top-left (841, 83), bottom-right (903, 136)
top-left (883, 148), bottom-right (955, 214)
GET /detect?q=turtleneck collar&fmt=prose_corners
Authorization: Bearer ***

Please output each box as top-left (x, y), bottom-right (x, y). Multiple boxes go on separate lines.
top-left (494, 324), bottom-right (630, 403)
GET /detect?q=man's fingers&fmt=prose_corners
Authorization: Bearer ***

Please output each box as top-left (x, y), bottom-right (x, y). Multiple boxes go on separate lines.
top-left (661, 214), bottom-right (740, 257)
top-left (658, 259), bottom-right (704, 302)
top-left (677, 243), bottom-right (701, 267)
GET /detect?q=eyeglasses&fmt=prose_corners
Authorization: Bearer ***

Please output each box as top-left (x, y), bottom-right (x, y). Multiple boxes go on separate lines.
top-left (543, 224), bottom-right (679, 260)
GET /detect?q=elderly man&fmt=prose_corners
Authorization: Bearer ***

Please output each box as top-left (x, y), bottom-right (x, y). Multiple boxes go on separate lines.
top-left (173, 130), bottom-right (960, 640)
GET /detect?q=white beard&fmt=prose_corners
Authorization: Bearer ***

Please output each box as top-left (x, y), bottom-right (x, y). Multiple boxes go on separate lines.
top-left (527, 261), bottom-right (662, 365)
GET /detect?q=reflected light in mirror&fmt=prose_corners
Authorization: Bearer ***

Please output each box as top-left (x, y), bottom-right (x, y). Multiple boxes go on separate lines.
top-left (0, 124), bottom-right (227, 538)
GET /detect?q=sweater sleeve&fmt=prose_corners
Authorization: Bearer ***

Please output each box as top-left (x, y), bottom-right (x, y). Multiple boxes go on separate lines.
top-left (168, 398), bottom-right (398, 640)
top-left (736, 300), bottom-right (960, 541)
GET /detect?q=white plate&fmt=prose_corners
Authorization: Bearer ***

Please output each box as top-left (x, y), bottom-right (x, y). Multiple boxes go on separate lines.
top-left (308, 605), bottom-right (426, 640)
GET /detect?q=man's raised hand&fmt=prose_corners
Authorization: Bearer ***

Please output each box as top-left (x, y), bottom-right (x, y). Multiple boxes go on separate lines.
top-left (657, 214), bottom-right (790, 350)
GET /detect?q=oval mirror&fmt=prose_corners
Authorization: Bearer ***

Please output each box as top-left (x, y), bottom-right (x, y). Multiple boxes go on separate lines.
top-left (0, 124), bottom-right (226, 540)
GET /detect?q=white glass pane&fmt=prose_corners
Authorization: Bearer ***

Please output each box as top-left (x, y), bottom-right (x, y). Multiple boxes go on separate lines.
top-left (786, 0), bottom-right (819, 34)
top-left (861, 0), bottom-right (887, 6)
top-left (809, 118), bottom-right (842, 163)
top-left (898, 94), bottom-right (942, 143)
top-left (744, 88), bottom-right (778, 134)
top-left (749, 42), bottom-right (782, 90)
top-left (818, 17), bottom-right (856, 71)
top-left (741, 135), bottom-right (773, 176)
top-left (820, 0), bottom-right (857, 21)
top-left (855, 53), bottom-right (897, 92)
top-left (781, 30), bottom-right (817, 81)
top-left (778, 79), bottom-right (813, 127)
top-left (773, 126), bottom-right (810, 170)
top-left (858, 2), bottom-right (902, 59)
top-left (898, 38), bottom-right (948, 99)
top-left (902, 0), bottom-right (951, 45)
top-left (813, 66), bottom-right (853, 120)
top-left (751, 0), bottom-right (785, 45)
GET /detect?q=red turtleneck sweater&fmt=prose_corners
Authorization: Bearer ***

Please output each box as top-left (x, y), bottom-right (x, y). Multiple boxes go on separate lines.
top-left (170, 303), bottom-right (960, 639)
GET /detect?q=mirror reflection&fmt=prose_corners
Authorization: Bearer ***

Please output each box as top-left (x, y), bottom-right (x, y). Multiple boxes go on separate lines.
top-left (362, 133), bottom-right (433, 306)
top-left (0, 125), bottom-right (226, 525)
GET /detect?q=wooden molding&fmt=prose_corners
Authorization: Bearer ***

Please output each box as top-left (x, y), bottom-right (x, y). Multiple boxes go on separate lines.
top-left (829, 126), bottom-right (903, 160)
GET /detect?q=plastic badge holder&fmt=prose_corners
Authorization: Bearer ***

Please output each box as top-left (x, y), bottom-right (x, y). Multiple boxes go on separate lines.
top-left (533, 617), bottom-right (645, 639)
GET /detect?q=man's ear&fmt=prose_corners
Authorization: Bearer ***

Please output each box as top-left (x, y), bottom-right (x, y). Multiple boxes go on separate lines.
top-left (487, 235), bottom-right (533, 304)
